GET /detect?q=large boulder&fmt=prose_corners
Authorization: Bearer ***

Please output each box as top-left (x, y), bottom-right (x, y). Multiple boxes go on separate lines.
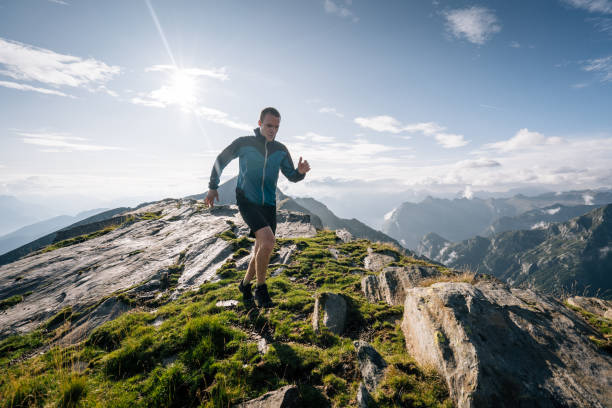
top-left (234, 385), bottom-right (299, 408)
top-left (361, 265), bottom-right (442, 305)
top-left (313, 292), bottom-right (347, 335)
top-left (401, 281), bottom-right (612, 408)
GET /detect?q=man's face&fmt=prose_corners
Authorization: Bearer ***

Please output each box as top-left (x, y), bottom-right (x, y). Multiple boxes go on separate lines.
top-left (258, 114), bottom-right (280, 142)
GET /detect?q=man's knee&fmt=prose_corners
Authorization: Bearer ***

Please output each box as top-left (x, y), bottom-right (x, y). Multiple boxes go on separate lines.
top-left (255, 227), bottom-right (275, 253)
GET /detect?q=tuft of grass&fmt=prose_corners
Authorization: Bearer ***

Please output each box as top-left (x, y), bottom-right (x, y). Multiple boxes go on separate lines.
top-left (57, 374), bottom-right (87, 408)
top-left (138, 211), bottom-right (164, 220)
top-left (420, 271), bottom-right (476, 287)
top-left (565, 302), bottom-right (612, 353)
top-left (0, 292), bottom-right (32, 311)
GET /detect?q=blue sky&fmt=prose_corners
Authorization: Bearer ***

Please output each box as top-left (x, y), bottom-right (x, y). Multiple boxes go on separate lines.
top-left (0, 0), bottom-right (611, 224)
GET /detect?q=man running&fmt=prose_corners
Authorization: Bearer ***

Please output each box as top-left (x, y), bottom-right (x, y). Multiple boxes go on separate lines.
top-left (205, 107), bottom-right (311, 307)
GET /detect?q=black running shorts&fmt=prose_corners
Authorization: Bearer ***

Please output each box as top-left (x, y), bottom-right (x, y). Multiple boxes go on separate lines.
top-left (236, 189), bottom-right (277, 238)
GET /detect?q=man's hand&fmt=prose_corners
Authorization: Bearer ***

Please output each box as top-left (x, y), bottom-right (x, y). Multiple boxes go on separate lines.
top-left (205, 189), bottom-right (219, 208)
top-left (297, 157), bottom-right (311, 175)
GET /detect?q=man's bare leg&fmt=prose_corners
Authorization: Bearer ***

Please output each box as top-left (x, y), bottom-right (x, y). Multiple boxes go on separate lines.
top-left (243, 240), bottom-right (260, 284)
top-left (253, 226), bottom-right (275, 285)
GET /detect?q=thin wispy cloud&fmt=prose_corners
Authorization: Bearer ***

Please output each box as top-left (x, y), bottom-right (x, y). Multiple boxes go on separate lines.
top-left (193, 106), bottom-right (252, 131)
top-left (146, 65), bottom-right (229, 81)
top-left (48, 0), bottom-right (69, 5)
top-left (443, 7), bottom-right (501, 45)
top-left (510, 41), bottom-right (521, 48)
top-left (582, 55), bottom-right (612, 81)
top-left (483, 128), bottom-right (563, 152)
top-left (324, 0), bottom-right (359, 23)
top-left (354, 115), bottom-right (468, 148)
top-left (588, 17), bottom-right (612, 35)
top-left (294, 132), bottom-right (335, 143)
top-left (562, 0), bottom-right (612, 14)
top-left (0, 80), bottom-right (74, 97)
top-left (318, 107), bottom-right (344, 118)
top-left (16, 131), bottom-right (124, 152)
top-left (0, 37), bottom-right (120, 90)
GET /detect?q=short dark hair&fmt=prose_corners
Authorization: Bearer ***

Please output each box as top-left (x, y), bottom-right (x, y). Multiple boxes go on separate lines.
top-left (260, 107), bottom-right (281, 122)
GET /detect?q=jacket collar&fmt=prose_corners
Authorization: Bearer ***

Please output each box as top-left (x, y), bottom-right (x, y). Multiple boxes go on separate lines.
top-left (254, 127), bottom-right (273, 143)
top-left (254, 127), bottom-right (265, 140)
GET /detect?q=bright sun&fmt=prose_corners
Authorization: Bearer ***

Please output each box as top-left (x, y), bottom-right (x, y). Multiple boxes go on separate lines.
top-left (156, 69), bottom-right (199, 110)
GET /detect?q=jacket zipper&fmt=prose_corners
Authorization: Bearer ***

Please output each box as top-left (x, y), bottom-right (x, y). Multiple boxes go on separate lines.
top-left (261, 140), bottom-right (268, 205)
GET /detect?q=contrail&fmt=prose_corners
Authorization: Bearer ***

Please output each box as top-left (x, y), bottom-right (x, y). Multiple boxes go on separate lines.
top-left (144, 0), bottom-right (176, 66)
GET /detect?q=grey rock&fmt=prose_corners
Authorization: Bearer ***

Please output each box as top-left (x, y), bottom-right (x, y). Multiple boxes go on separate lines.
top-left (363, 248), bottom-right (397, 272)
top-left (313, 292), bottom-right (347, 335)
top-left (216, 299), bottom-right (239, 308)
top-left (361, 265), bottom-right (442, 305)
top-left (62, 296), bottom-right (132, 344)
top-left (567, 296), bottom-right (612, 320)
top-left (234, 385), bottom-right (299, 408)
top-left (335, 228), bottom-right (353, 243)
top-left (356, 382), bottom-right (371, 408)
top-left (354, 340), bottom-right (387, 393)
top-left (401, 281), bottom-right (612, 408)
top-left (329, 248), bottom-right (340, 260)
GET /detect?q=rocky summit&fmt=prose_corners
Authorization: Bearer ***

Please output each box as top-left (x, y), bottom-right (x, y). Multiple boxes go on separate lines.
top-left (0, 197), bottom-right (611, 407)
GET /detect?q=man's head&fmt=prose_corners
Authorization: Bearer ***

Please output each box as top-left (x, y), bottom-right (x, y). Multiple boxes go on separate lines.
top-left (258, 107), bottom-right (281, 142)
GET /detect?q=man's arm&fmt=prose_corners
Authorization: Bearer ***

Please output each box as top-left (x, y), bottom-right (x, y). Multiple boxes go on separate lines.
top-left (209, 138), bottom-right (241, 190)
top-left (280, 148), bottom-right (310, 182)
top-left (205, 138), bottom-right (241, 207)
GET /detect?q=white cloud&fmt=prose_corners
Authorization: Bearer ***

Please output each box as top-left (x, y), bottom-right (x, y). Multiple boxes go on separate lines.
top-left (483, 128), bottom-right (563, 152)
top-left (583, 193), bottom-right (595, 204)
top-left (582, 55), bottom-right (612, 81)
top-left (531, 221), bottom-right (549, 230)
top-left (354, 115), bottom-right (405, 133)
top-left (48, 0), bottom-right (69, 4)
top-left (0, 80), bottom-right (74, 97)
top-left (318, 107), bottom-right (344, 118)
top-left (354, 115), bottom-right (444, 135)
top-left (444, 7), bottom-right (501, 45)
top-left (435, 133), bottom-right (469, 148)
top-left (15, 131), bottom-right (125, 152)
top-left (510, 41), bottom-right (521, 48)
top-left (354, 115), bottom-right (467, 148)
top-left (324, 0), bottom-right (359, 22)
top-left (546, 207), bottom-right (561, 215)
top-left (0, 37), bottom-right (120, 89)
top-left (294, 132), bottom-right (335, 143)
top-left (562, 0), bottom-right (612, 14)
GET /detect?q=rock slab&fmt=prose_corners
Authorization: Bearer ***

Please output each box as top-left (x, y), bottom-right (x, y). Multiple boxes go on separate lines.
top-left (401, 281), bottom-right (612, 408)
top-left (361, 265), bottom-right (442, 305)
top-left (313, 292), bottom-right (347, 335)
top-left (234, 385), bottom-right (299, 408)
top-left (567, 296), bottom-right (612, 320)
top-left (363, 248), bottom-right (398, 272)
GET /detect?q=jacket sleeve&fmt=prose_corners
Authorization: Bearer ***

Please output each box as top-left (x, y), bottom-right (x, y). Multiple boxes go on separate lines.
top-left (280, 147), bottom-right (305, 183)
top-left (208, 138), bottom-right (241, 190)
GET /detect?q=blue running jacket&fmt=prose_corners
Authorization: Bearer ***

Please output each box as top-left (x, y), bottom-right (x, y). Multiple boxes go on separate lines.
top-left (208, 127), bottom-right (305, 206)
